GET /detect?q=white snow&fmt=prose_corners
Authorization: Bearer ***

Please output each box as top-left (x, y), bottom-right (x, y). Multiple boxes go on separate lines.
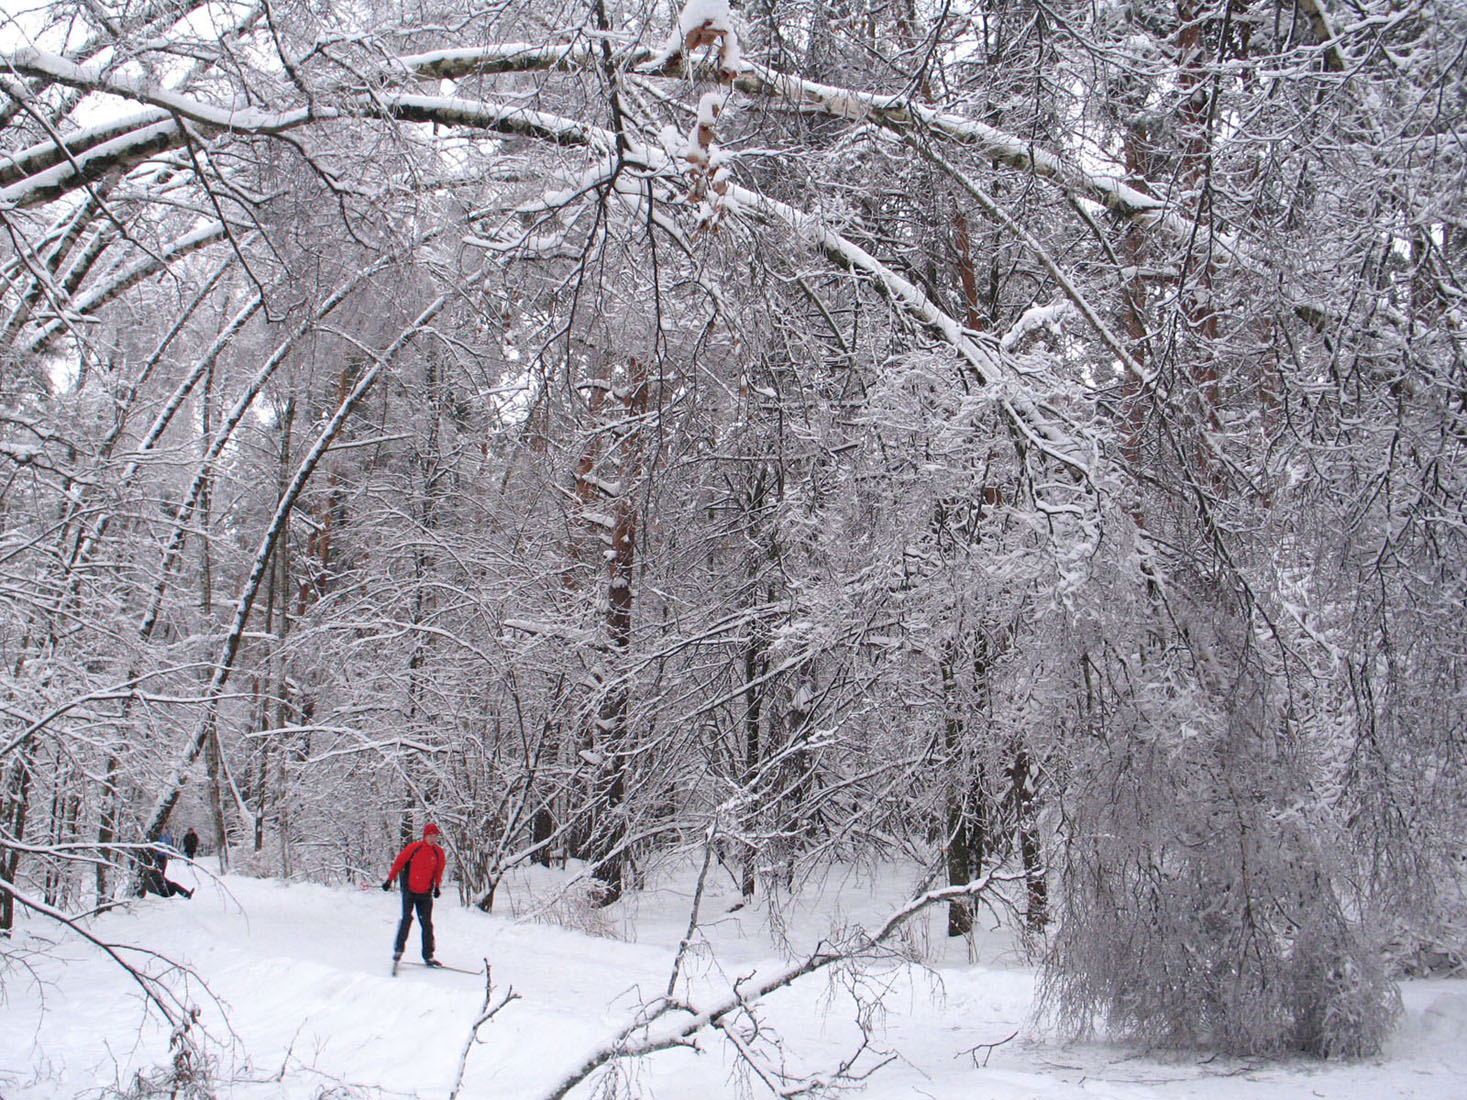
top-left (649, 0), bottom-right (743, 75)
top-left (697, 89), bottom-right (725, 128)
top-left (1000, 301), bottom-right (1077, 351)
top-left (2, 860), bottom-right (1464, 1099)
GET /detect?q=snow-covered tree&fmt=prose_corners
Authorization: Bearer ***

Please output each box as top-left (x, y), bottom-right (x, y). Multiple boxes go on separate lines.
top-left (2, 0), bottom-right (1463, 1062)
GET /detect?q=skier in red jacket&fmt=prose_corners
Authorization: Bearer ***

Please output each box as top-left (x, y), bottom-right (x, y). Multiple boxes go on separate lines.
top-left (382, 823), bottom-right (447, 969)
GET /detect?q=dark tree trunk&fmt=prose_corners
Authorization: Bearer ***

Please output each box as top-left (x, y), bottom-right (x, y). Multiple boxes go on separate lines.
top-left (741, 634), bottom-right (766, 900)
top-left (0, 748), bottom-right (35, 933)
top-left (589, 358), bottom-right (649, 906)
top-left (1007, 748), bottom-right (1046, 930)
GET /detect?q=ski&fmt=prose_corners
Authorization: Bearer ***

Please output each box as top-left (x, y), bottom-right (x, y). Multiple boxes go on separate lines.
top-left (405, 960), bottom-right (479, 975)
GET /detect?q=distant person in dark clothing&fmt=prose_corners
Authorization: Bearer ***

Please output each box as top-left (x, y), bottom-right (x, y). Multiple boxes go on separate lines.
top-left (182, 828), bottom-right (199, 860)
top-left (382, 823), bottom-right (446, 967)
top-left (140, 844), bottom-right (192, 899)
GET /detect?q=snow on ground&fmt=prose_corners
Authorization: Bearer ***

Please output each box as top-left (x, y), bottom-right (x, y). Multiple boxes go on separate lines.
top-left (2, 857), bottom-right (1465, 1098)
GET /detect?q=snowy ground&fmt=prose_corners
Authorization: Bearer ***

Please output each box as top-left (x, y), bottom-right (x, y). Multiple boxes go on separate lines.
top-left (2, 858), bottom-right (1465, 1099)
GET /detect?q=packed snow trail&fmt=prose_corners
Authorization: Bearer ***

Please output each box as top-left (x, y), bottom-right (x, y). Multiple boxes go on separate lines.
top-left (2, 862), bottom-right (1465, 1098)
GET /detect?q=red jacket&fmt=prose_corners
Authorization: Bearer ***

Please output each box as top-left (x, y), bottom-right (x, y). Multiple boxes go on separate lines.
top-left (388, 840), bottom-right (445, 894)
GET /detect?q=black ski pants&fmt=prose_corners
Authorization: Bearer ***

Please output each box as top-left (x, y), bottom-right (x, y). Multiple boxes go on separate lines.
top-left (393, 890), bottom-right (435, 960)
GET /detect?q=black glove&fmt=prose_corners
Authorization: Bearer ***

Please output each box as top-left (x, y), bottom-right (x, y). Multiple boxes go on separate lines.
top-left (433, 887), bottom-right (440, 899)
top-left (381, 881), bottom-right (391, 892)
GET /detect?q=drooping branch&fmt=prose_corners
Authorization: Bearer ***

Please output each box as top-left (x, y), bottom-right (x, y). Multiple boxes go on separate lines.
top-left (4, 32), bottom-right (1196, 247)
top-left (0, 107), bottom-right (175, 189)
top-left (18, 221), bottom-right (231, 354)
top-left (0, 115), bottom-right (184, 209)
top-left (388, 43), bottom-right (1196, 240)
top-left (3, 49), bottom-right (328, 134)
top-left (915, 142), bottom-right (1152, 386)
top-left (0, 874), bottom-right (186, 1025)
top-left (728, 181), bottom-right (1092, 480)
top-left (407, 93), bottom-right (1096, 482)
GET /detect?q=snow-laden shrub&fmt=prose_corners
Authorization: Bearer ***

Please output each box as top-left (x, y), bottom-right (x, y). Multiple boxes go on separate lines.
top-left (529, 877), bottom-right (619, 939)
top-left (1285, 904), bottom-right (1400, 1058)
top-left (107, 1008), bottom-right (217, 1099)
top-left (1041, 670), bottom-right (1401, 1058)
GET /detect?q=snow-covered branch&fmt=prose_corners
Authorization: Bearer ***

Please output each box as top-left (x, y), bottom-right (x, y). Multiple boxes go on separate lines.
top-left (0, 873), bottom-right (185, 1026)
top-left (0, 114), bottom-right (182, 209)
top-left (18, 221), bottom-right (230, 353)
top-left (3, 49), bottom-right (329, 134)
top-left (386, 40), bottom-right (1197, 241)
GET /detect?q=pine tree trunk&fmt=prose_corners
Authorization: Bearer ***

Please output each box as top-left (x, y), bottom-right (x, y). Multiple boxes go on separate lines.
top-left (588, 358), bottom-right (649, 906)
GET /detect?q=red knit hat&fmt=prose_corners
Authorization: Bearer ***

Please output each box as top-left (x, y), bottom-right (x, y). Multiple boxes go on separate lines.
top-left (424, 823), bottom-right (440, 836)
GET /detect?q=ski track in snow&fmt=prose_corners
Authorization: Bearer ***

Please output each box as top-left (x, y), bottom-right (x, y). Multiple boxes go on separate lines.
top-left (2, 861), bottom-right (1464, 1098)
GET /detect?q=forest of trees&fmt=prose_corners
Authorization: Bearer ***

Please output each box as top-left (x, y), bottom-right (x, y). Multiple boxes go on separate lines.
top-left (1, 0), bottom-right (1463, 1062)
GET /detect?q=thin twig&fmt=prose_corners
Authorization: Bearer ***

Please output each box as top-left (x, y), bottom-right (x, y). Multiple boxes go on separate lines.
top-left (449, 963), bottom-right (521, 1100)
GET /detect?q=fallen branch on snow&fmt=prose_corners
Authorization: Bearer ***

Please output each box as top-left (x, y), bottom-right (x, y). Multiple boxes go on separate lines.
top-left (536, 871), bottom-right (1013, 1099)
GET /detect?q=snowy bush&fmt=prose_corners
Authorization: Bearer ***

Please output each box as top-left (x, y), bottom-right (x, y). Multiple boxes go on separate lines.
top-left (529, 877), bottom-right (620, 939)
top-left (1285, 904), bottom-right (1399, 1058)
top-left (106, 1009), bottom-right (216, 1100)
top-left (1042, 689), bottom-right (1402, 1058)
